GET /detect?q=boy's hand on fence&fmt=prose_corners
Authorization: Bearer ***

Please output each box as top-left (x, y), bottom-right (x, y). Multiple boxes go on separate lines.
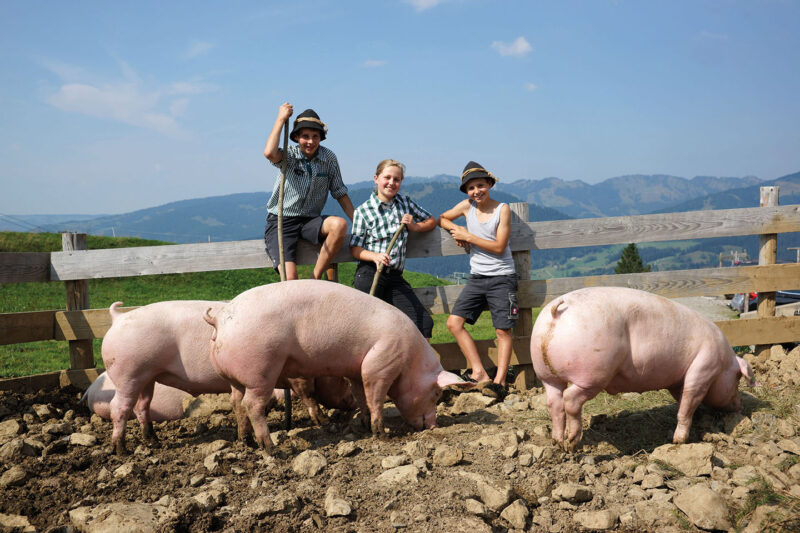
top-left (449, 226), bottom-right (471, 243)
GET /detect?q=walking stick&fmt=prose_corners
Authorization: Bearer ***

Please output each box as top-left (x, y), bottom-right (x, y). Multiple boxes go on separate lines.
top-left (276, 119), bottom-right (292, 430)
top-left (369, 224), bottom-right (406, 296)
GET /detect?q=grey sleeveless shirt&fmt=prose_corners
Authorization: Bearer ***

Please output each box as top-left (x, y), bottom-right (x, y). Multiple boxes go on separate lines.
top-left (466, 201), bottom-right (516, 276)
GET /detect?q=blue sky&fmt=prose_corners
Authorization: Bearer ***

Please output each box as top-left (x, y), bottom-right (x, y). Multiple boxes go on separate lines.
top-left (2, 0), bottom-right (799, 215)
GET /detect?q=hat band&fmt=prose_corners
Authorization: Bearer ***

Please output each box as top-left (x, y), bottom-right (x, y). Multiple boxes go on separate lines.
top-left (461, 167), bottom-right (497, 181)
top-left (294, 116), bottom-right (328, 133)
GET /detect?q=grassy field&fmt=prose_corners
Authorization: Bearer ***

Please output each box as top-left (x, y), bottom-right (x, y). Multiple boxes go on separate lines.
top-left (1, 232), bottom-right (530, 377)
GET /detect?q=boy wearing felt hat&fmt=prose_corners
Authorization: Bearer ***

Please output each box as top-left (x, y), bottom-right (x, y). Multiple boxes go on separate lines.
top-left (264, 102), bottom-right (355, 280)
top-left (439, 161), bottom-right (519, 389)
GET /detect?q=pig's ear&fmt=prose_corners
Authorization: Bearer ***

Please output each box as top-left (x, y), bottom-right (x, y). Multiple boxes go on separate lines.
top-left (437, 370), bottom-right (475, 390)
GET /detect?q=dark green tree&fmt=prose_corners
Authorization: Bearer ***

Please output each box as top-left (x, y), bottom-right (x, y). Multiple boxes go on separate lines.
top-left (614, 243), bottom-right (652, 274)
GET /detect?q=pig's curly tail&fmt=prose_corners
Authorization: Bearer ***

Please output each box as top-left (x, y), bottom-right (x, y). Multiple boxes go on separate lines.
top-left (203, 308), bottom-right (218, 341)
top-left (550, 297), bottom-right (566, 318)
top-left (109, 301), bottom-right (124, 323)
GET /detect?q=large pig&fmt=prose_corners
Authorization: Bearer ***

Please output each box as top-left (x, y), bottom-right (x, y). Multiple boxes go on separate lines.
top-left (102, 300), bottom-right (354, 455)
top-left (203, 280), bottom-right (470, 451)
top-left (531, 287), bottom-right (755, 451)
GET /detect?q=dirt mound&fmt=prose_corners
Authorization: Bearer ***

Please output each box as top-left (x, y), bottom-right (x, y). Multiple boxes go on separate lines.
top-left (2, 352), bottom-right (800, 532)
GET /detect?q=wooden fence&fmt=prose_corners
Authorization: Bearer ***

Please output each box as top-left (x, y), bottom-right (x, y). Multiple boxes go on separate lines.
top-left (2, 187), bottom-right (800, 392)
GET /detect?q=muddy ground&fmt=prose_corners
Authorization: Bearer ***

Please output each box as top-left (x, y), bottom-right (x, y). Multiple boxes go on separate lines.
top-left (2, 344), bottom-right (800, 533)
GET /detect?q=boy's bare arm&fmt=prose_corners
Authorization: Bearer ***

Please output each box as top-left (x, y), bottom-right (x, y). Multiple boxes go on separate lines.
top-left (337, 194), bottom-right (355, 221)
top-left (438, 200), bottom-right (470, 231)
top-left (264, 102), bottom-right (293, 163)
top-left (447, 203), bottom-right (511, 255)
top-left (403, 214), bottom-right (437, 232)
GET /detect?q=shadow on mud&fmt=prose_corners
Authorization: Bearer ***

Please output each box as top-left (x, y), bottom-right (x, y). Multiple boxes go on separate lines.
top-left (580, 390), bottom-right (767, 455)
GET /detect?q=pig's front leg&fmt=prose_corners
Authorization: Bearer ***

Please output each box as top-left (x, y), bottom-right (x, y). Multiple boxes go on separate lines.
top-left (345, 377), bottom-right (371, 431)
top-left (562, 383), bottom-right (602, 452)
top-left (362, 377), bottom-right (393, 439)
top-left (289, 377), bottom-right (329, 426)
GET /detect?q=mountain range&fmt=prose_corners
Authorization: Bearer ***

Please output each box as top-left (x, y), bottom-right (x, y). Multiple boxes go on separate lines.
top-left (4, 171), bottom-right (799, 276)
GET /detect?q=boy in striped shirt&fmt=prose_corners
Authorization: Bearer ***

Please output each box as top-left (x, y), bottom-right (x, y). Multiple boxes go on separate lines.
top-left (264, 102), bottom-right (354, 280)
top-left (350, 159), bottom-right (436, 337)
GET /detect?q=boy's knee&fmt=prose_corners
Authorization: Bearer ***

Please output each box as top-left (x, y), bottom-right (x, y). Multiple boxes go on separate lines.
top-left (496, 328), bottom-right (513, 339)
top-left (325, 216), bottom-right (348, 238)
top-left (446, 315), bottom-right (463, 331)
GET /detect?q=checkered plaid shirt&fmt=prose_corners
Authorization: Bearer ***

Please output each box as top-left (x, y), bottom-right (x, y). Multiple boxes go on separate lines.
top-left (266, 145), bottom-right (348, 217)
top-left (350, 192), bottom-right (433, 270)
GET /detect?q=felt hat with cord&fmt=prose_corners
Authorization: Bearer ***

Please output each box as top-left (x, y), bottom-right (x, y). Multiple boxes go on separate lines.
top-left (290, 109), bottom-right (328, 142)
top-left (459, 161), bottom-right (497, 193)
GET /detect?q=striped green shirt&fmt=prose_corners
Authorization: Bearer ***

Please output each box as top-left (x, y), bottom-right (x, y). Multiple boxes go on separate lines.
top-left (350, 192), bottom-right (433, 270)
top-left (266, 145), bottom-right (348, 217)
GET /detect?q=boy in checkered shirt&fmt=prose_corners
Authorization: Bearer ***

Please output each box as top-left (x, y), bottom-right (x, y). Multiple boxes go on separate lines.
top-left (349, 159), bottom-right (437, 337)
top-left (264, 102), bottom-right (354, 280)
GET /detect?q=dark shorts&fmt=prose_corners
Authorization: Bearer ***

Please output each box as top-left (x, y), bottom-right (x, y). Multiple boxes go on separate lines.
top-left (353, 261), bottom-right (434, 338)
top-left (264, 213), bottom-right (327, 266)
top-left (451, 273), bottom-right (519, 330)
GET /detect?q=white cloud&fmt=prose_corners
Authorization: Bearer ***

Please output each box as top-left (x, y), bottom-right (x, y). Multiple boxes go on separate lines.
top-left (44, 62), bottom-right (216, 137)
top-left (491, 36), bottom-right (533, 57)
top-left (184, 41), bottom-right (214, 59)
top-left (405, 0), bottom-right (447, 12)
top-left (525, 82), bottom-right (538, 91)
top-left (364, 59), bottom-right (387, 68)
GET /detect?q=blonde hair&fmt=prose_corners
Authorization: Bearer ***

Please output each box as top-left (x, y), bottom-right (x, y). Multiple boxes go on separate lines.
top-left (375, 159), bottom-right (405, 179)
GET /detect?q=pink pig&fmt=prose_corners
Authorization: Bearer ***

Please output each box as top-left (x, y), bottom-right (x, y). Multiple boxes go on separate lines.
top-left (102, 300), bottom-right (354, 455)
top-left (531, 287), bottom-right (755, 451)
top-left (83, 371), bottom-right (190, 421)
top-left (203, 280), bottom-right (470, 451)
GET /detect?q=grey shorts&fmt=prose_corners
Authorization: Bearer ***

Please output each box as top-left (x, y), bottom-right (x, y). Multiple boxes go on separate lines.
top-left (264, 213), bottom-right (327, 266)
top-left (451, 273), bottom-right (519, 330)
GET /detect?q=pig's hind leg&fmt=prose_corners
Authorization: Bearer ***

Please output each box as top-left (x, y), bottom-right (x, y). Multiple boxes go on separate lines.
top-left (241, 385), bottom-right (279, 452)
top-left (109, 387), bottom-right (139, 455)
top-left (562, 382), bottom-right (603, 452)
top-left (132, 381), bottom-right (159, 445)
top-left (230, 385), bottom-right (253, 443)
top-left (541, 380), bottom-right (567, 446)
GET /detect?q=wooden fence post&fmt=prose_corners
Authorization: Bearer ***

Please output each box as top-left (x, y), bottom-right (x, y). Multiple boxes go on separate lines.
top-left (62, 233), bottom-right (94, 369)
top-left (510, 202), bottom-right (537, 389)
top-left (755, 186), bottom-right (779, 361)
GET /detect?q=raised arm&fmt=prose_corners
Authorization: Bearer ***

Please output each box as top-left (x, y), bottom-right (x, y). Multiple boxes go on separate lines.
top-left (443, 203), bottom-right (511, 255)
top-left (264, 102), bottom-right (293, 163)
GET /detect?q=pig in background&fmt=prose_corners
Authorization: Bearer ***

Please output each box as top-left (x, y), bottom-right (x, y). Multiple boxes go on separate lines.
top-left (531, 287), bottom-right (756, 452)
top-left (204, 280), bottom-right (471, 453)
top-left (101, 300), bottom-right (356, 455)
top-left (83, 371), bottom-right (355, 425)
top-left (82, 371), bottom-right (190, 421)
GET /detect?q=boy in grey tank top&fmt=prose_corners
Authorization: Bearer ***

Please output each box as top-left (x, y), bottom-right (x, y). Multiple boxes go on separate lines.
top-left (439, 161), bottom-right (519, 389)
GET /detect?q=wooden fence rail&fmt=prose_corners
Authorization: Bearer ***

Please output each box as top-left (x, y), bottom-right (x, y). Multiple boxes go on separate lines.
top-left (3, 192), bottom-right (800, 392)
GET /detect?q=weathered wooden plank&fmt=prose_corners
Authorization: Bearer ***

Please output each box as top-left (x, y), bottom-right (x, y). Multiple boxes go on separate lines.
top-left (512, 204), bottom-right (800, 251)
top-left (0, 311), bottom-right (55, 345)
top-left (53, 307), bottom-right (137, 341)
top-left (716, 316), bottom-right (800, 346)
top-left (432, 337), bottom-right (531, 372)
top-left (414, 264), bottom-right (800, 313)
top-left (47, 205), bottom-right (800, 281)
top-left (0, 371), bottom-right (61, 393)
top-left (0, 252), bottom-right (51, 283)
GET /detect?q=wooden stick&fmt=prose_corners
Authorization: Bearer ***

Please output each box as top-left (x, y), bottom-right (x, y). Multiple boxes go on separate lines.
top-left (369, 224), bottom-right (406, 296)
top-left (277, 121), bottom-right (289, 283)
top-left (276, 119), bottom-right (291, 428)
